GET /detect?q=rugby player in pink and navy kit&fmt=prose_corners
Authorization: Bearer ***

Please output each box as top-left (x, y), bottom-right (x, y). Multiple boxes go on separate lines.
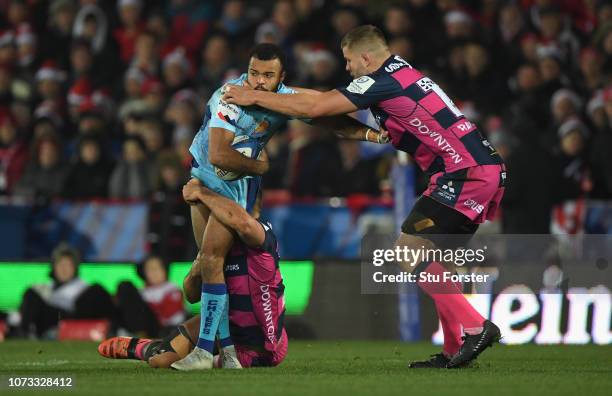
top-left (98, 179), bottom-right (287, 368)
top-left (223, 25), bottom-right (505, 369)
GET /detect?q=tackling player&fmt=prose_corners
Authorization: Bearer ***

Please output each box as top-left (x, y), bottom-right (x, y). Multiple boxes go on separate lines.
top-left (99, 179), bottom-right (287, 369)
top-left (222, 25), bottom-right (506, 369)
top-left (184, 43), bottom-right (387, 370)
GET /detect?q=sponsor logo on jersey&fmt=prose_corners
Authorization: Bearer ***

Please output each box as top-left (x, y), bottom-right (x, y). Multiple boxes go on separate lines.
top-left (384, 55), bottom-right (411, 72)
top-left (225, 264), bottom-right (241, 272)
top-left (456, 120), bottom-right (474, 132)
top-left (416, 77), bottom-right (434, 92)
top-left (260, 284), bottom-right (276, 345)
top-left (217, 99), bottom-right (240, 124)
top-left (347, 76), bottom-right (375, 94)
top-left (409, 117), bottom-right (463, 164)
top-left (436, 181), bottom-right (457, 202)
top-left (464, 199), bottom-right (484, 214)
top-left (254, 119), bottom-right (270, 134)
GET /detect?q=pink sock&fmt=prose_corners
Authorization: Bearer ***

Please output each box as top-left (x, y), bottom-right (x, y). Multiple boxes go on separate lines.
top-left (134, 338), bottom-right (152, 360)
top-left (435, 301), bottom-right (462, 357)
top-left (418, 262), bottom-right (484, 334)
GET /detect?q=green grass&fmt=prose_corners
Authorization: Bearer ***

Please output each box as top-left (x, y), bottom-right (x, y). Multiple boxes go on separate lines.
top-left (0, 341), bottom-right (611, 396)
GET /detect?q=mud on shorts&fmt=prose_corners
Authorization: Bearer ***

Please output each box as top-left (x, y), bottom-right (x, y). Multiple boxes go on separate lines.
top-left (401, 164), bottom-right (506, 247)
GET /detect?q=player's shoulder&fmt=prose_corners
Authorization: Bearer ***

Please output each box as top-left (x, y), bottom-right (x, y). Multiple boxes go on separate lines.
top-left (209, 75), bottom-right (247, 120)
top-left (345, 55), bottom-right (411, 95)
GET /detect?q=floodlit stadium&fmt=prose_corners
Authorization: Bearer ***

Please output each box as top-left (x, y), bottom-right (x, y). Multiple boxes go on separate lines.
top-left (0, 0), bottom-right (611, 395)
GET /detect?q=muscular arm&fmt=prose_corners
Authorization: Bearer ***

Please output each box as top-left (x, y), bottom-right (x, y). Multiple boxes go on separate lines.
top-left (223, 87), bottom-right (358, 119)
top-left (209, 127), bottom-right (268, 175)
top-left (313, 115), bottom-right (388, 143)
top-left (183, 180), bottom-right (265, 248)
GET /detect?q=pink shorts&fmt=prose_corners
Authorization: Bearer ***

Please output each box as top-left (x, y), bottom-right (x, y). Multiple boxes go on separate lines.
top-left (423, 164), bottom-right (506, 224)
top-left (235, 329), bottom-right (288, 368)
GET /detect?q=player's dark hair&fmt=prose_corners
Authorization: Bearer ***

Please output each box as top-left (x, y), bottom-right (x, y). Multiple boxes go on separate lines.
top-left (249, 43), bottom-right (286, 71)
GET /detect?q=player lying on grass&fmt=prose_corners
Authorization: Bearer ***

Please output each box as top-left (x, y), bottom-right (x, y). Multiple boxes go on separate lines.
top-left (223, 25), bottom-right (506, 368)
top-left (183, 42), bottom-right (388, 370)
top-left (98, 180), bottom-right (287, 368)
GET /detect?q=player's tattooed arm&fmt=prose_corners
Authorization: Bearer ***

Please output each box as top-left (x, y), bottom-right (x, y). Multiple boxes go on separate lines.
top-left (182, 179), bottom-right (266, 248)
top-left (223, 85), bottom-right (358, 118)
top-left (209, 127), bottom-right (269, 175)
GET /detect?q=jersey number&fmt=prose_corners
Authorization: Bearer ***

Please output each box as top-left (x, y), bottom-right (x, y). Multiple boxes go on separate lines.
top-left (416, 77), bottom-right (464, 118)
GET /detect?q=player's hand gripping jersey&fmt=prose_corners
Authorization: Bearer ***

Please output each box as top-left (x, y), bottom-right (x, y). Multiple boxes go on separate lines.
top-left (189, 74), bottom-right (296, 207)
top-left (224, 220), bottom-right (287, 367)
top-left (339, 55), bottom-right (506, 223)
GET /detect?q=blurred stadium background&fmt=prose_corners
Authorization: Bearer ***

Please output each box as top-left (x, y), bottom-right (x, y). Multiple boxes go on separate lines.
top-left (0, 0), bottom-right (611, 348)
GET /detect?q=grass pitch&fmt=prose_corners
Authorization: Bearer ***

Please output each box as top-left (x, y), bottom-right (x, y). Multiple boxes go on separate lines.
top-left (0, 340), bottom-right (610, 396)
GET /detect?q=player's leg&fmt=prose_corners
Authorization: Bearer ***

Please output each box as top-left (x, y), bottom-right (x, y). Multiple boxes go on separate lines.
top-left (171, 215), bottom-right (236, 370)
top-left (191, 204), bottom-right (210, 250)
top-left (399, 196), bottom-right (499, 368)
top-left (148, 316), bottom-right (199, 368)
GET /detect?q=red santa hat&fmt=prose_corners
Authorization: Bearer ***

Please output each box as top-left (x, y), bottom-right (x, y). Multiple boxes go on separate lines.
top-left (163, 47), bottom-right (192, 75)
top-left (169, 88), bottom-right (199, 108)
top-left (35, 60), bottom-right (66, 82)
top-left (15, 24), bottom-right (36, 47)
top-left (68, 78), bottom-right (93, 106)
top-left (34, 100), bottom-right (64, 129)
top-left (141, 78), bottom-right (164, 96)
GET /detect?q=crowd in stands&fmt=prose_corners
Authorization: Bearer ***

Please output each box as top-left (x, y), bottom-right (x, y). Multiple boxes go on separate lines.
top-left (0, 0), bottom-right (611, 237)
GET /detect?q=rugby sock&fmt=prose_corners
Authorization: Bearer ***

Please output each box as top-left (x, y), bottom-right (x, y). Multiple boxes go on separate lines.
top-left (197, 283), bottom-right (227, 353)
top-left (435, 301), bottom-right (462, 357)
top-left (217, 295), bottom-right (233, 349)
top-left (416, 261), bottom-right (485, 334)
top-left (133, 338), bottom-right (152, 360)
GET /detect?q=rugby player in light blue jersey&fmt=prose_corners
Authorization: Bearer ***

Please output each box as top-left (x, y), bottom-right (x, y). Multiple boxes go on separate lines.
top-left (174, 43), bottom-right (388, 370)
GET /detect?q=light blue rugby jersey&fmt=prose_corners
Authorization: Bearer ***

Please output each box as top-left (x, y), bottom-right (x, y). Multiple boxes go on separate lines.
top-left (189, 74), bottom-right (296, 208)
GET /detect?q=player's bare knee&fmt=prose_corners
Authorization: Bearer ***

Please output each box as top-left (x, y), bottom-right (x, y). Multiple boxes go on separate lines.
top-left (395, 233), bottom-right (438, 272)
top-left (199, 252), bottom-right (225, 280)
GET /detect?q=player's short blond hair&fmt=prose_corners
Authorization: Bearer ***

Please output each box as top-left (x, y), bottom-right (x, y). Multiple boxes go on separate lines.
top-left (341, 25), bottom-right (388, 53)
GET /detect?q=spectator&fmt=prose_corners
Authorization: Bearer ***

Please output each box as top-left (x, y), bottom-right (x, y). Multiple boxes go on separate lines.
top-left (553, 118), bottom-right (593, 201)
top-left (129, 30), bottom-right (160, 77)
top-left (72, 4), bottom-right (110, 58)
top-left (113, 0), bottom-right (144, 64)
top-left (140, 77), bottom-right (166, 114)
top-left (18, 243), bottom-right (115, 338)
top-left (41, 0), bottom-right (77, 68)
top-left (161, 47), bottom-right (192, 95)
top-left (35, 60), bottom-right (66, 106)
top-left (62, 135), bottom-right (112, 199)
top-left (148, 151), bottom-right (193, 261)
top-left (68, 39), bottom-right (95, 87)
top-left (588, 88), bottom-right (612, 198)
top-left (336, 140), bottom-right (382, 196)
top-left (108, 135), bottom-right (151, 199)
top-left (116, 255), bottom-right (185, 337)
top-left (196, 33), bottom-right (237, 99)
top-left (285, 121), bottom-right (341, 197)
top-left (14, 132), bottom-right (68, 200)
top-left (164, 88), bottom-right (199, 146)
top-left (0, 107), bottom-right (28, 195)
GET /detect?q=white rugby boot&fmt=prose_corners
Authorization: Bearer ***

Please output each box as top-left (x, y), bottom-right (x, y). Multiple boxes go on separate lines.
top-left (171, 347), bottom-right (214, 370)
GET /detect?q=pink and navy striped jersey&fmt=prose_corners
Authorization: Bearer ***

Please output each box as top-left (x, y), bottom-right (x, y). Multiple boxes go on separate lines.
top-left (338, 55), bottom-right (504, 175)
top-left (224, 220), bottom-right (285, 353)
